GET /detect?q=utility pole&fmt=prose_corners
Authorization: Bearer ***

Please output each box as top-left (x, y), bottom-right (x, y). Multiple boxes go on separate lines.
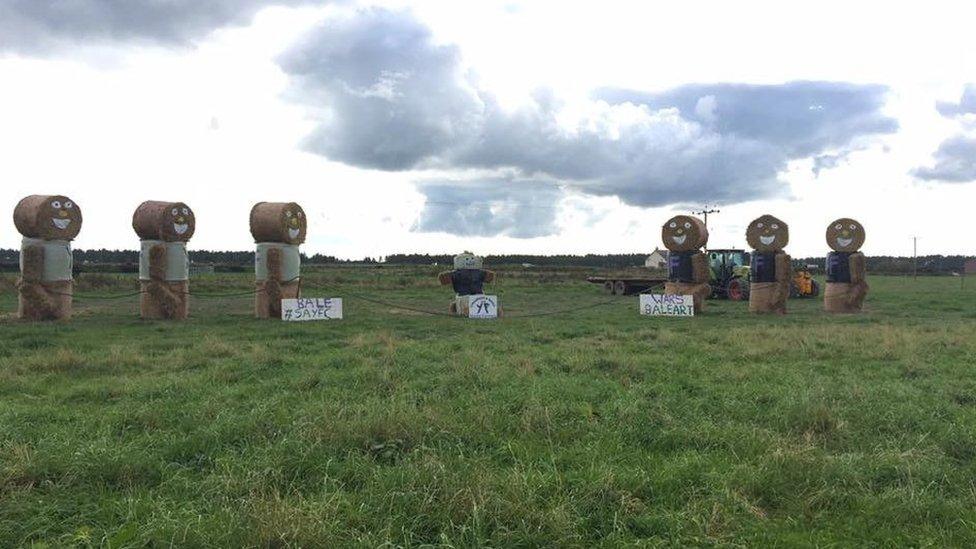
top-left (911, 236), bottom-right (918, 281)
top-left (693, 206), bottom-right (721, 229)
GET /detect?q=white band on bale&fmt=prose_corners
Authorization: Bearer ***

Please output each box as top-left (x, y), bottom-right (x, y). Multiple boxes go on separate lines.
top-left (21, 238), bottom-right (73, 281)
top-left (139, 240), bottom-right (189, 281)
top-left (255, 243), bottom-right (301, 282)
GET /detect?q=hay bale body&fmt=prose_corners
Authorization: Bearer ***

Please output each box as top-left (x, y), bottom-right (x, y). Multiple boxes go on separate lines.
top-left (824, 281), bottom-right (868, 313)
top-left (661, 215), bottom-right (708, 252)
top-left (18, 280), bottom-right (72, 321)
top-left (133, 201), bottom-right (195, 242)
top-left (255, 280), bottom-right (301, 319)
top-left (748, 252), bottom-right (790, 314)
top-left (140, 281), bottom-right (189, 320)
top-left (250, 202), bottom-right (306, 244)
top-left (255, 244), bottom-right (301, 282)
top-left (14, 195), bottom-right (82, 241)
top-left (664, 281), bottom-right (710, 313)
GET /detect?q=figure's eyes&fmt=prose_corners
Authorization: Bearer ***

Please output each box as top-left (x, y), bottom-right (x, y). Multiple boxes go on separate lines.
top-left (285, 211), bottom-right (293, 218)
top-left (182, 208), bottom-right (189, 216)
top-left (51, 200), bottom-right (62, 209)
top-left (684, 222), bottom-right (691, 229)
top-left (756, 222), bottom-right (764, 228)
top-left (65, 201), bottom-right (73, 209)
top-left (172, 208), bottom-right (179, 216)
top-left (669, 221), bottom-right (677, 228)
top-left (297, 211), bottom-right (303, 218)
top-left (771, 223), bottom-right (779, 230)
top-left (849, 224), bottom-right (856, 230)
top-left (835, 223), bottom-right (842, 230)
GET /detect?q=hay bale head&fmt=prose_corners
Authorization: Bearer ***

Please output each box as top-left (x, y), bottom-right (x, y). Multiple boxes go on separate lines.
top-left (14, 195), bottom-right (82, 241)
top-left (132, 201), bottom-right (195, 242)
top-left (250, 202), bottom-right (306, 244)
top-left (453, 252), bottom-right (483, 270)
top-left (826, 218), bottom-right (865, 252)
top-left (661, 215), bottom-right (708, 252)
top-left (746, 214), bottom-right (789, 252)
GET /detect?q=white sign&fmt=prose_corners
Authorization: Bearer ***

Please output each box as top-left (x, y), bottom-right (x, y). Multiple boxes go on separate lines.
top-left (639, 294), bottom-right (694, 317)
top-left (281, 298), bottom-right (343, 321)
top-left (467, 295), bottom-right (499, 319)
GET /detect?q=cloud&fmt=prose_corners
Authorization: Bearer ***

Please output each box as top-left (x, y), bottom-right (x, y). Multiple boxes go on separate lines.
top-left (413, 179), bottom-right (563, 238)
top-left (936, 84), bottom-right (976, 118)
top-left (912, 135), bottom-right (976, 183)
top-left (279, 9), bottom-right (898, 235)
top-left (0, 0), bottom-right (314, 53)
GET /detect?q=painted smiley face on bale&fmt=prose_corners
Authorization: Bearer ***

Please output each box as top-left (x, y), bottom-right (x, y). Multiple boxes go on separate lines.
top-left (132, 201), bottom-right (196, 242)
top-left (746, 214), bottom-right (789, 252)
top-left (826, 218), bottom-right (865, 252)
top-left (661, 215), bottom-right (708, 252)
top-left (250, 202), bottom-right (307, 244)
top-left (14, 195), bottom-right (83, 241)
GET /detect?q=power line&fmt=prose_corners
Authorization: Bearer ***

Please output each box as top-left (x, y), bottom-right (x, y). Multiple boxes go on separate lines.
top-left (692, 205), bottom-right (721, 229)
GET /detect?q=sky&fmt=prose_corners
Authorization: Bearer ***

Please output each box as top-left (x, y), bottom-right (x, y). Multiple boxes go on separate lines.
top-left (0, 0), bottom-right (974, 259)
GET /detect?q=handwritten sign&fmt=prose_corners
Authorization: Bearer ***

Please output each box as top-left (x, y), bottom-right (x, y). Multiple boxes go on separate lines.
top-left (281, 298), bottom-right (343, 321)
top-left (639, 294), bottom-right (694, 317)
top-left (467, 295), bottom-right (498, 319)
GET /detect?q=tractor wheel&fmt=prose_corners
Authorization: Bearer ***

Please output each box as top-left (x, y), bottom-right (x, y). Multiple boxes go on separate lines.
top-left (790, 282), bottom-right (801, 299)
top-left (603, 281), bottom-right (614, 294)
top-left (810, 279), bottom-right (820, 297)
top-left (613, 280), bottom-right (627, 295)
top-left (727, 278), bottom-right (746, 301)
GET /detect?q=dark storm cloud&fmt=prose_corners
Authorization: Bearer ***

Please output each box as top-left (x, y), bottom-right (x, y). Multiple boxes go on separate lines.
top-left (936, 84), bottom-right (976, 118)
top-left (0, 0), bottom-right (314, 52)
top-left (912, 135), bottom-right (976, 183)
top-left (413, 179), bottom-right (562, 238)
top-left (278, 9), bottom-right (898, 235)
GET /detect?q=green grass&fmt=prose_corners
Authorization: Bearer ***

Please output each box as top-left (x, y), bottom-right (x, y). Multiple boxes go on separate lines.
top-left (1, 268), bottom-right (975, 547)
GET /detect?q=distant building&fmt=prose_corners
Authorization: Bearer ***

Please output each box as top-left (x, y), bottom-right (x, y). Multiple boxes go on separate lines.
top-left (190, 262), bottom-right (215, 275)
top-left (644, 249), bottom-right (667, 269)
top-left (965, 260), bottom-right (976, 275)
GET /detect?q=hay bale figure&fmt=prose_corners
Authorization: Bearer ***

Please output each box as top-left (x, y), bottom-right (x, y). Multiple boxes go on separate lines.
top-left (746, 214), bottom-right (791, 315)
top-left (133, 201), bottom-right (194, 320)
top-left (14, 195), bottom-right (82, 321)
top-left (662, 215), bottom-right (710, 312)
top-left (251, 202), bottom-right (305, 319)
top-left (438, 252), bottom-right (497, 316)
top-left (824, 218), bottom-right (868, 313)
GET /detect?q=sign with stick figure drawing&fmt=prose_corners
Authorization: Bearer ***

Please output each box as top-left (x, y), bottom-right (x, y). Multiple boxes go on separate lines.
top-left (467, 295), bottom-right (498, 319)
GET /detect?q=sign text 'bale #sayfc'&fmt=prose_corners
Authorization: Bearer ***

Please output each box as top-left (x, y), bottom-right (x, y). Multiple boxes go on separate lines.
top-left (281, 297), bottom-right (343, 321)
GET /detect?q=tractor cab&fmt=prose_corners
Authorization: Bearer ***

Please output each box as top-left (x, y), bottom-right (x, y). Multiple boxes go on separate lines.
top-left (707, 249), bottom-right (751, 300)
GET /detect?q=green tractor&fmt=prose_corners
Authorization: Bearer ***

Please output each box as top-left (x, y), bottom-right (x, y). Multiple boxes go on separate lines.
top-left (707, 249), bottom-right (750, 301)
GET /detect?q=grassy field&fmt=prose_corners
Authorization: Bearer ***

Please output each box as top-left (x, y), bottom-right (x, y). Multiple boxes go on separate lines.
top-left (1, 267), bottom-right (975, 547)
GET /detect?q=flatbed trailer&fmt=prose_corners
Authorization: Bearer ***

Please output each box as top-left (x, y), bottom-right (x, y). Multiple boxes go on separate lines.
top-left (586, 276), bottom-right (667, 296)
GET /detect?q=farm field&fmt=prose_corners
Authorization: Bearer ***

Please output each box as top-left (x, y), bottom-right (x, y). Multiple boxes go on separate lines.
top-left (1, 267), bottom-right (975, 546)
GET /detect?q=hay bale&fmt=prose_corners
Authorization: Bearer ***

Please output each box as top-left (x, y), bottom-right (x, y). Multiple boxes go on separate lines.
top-left (140, 281), bottom-right (189, 320)
top-left (748, 252), bottom-right (791, 314)
top-left (826, 218), bottom-right (865, 252)
top-left (250, 202), bottom-right (306, 244)
top-left (133, 201), bottom-right (195, 242)
top-left (18, 281), bottom-right (72, 321)
top-left (18, 239), bottom-right (74, 321)
top-left (661, 215), bottom-right (708, 252)
top-left (746, 214), bottom-right (788, 252)
top-left (256, 280), bottom-right (300, 319)
top-left (453, 252), bottom-right (483, 269)
top-left (664, 281), bottom-right (710, 312)
top-left (14, 195), bottom-right (82, 241)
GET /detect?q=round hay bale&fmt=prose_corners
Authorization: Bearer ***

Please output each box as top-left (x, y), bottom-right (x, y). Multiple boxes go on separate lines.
top-left (14, 195), bottom-right (82, 241)
top-left (132, 201), bottom-right (196, 242)
top-left (250, 202), bottom-right (306, 244)
top-left (746, 214), bottom-right (788, 252)
top-left (826, 218), bottom-right (865, 252)
top-left (661, 215), bottom-right (708, 252)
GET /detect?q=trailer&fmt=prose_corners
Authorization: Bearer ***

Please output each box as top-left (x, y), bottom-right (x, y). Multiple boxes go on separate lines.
top-left (587, 276), bottom-right (667, 295)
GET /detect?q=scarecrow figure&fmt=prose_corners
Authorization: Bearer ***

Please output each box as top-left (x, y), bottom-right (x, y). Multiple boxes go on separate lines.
top-left (438, 252), bottom-right (496, 316)
top-left (14, 195), bottom-right (82, 321)
top-left (746, 214), bottom-right (791, 314)
top-left (662, 215), bottom-right (710, 312)
top-left (133, 201), bottom-right (194, 319)
top-left (824, 218), bottom-right (868, 313)
top-left (251, 202), bottom-right (306, 319)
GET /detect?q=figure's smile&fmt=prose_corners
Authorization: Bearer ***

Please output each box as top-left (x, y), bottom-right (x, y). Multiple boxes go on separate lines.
top-left (836, 236), bottom-right (853, 248)
top-left (174, 223), bottom-right (189, 235)
top-left (759, 235), bottom-right (776, 246)
top-left (288, 228), bottom-right (301, 240)
top-left (671, 234), bottom-right (687, 245)
top-left (52, 218), bottom-right (71, 230)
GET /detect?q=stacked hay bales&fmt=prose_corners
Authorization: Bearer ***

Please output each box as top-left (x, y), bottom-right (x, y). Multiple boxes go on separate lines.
top-left (14, 195), bottom-right (82, 321)
top-left (824, 218), bottom-right (868, 313)
top-left (251, 202), bottom-right (306, 319)
top-left (133, 201), bottom-right (194, 319)
top-left (661, 215), bottom-right (710, 312)
top-left (438, 252), bottom-right (497, 315)
top-left (746, 214), bottom-right (791, 314)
